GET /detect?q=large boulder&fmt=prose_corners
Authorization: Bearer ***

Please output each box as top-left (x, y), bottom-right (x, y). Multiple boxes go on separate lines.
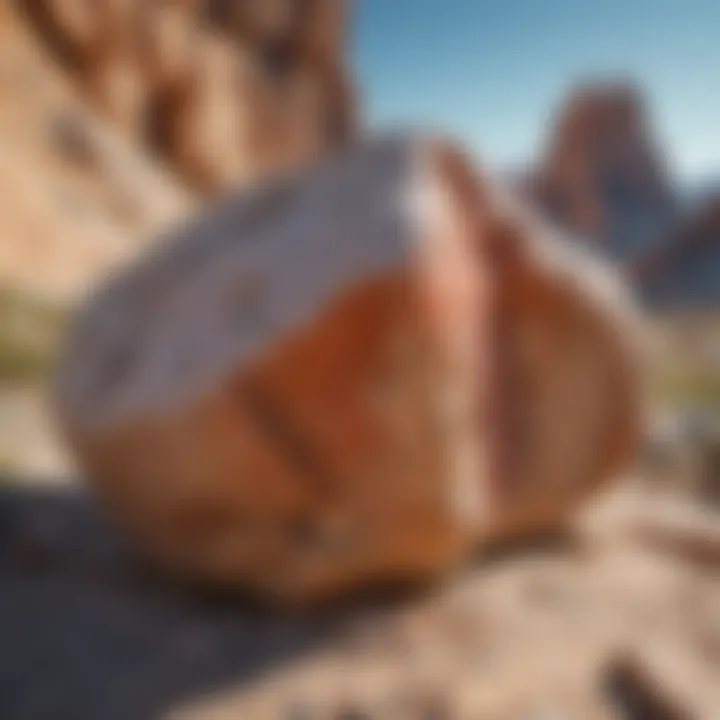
top-left (56, 135), bottom-right (643, 605)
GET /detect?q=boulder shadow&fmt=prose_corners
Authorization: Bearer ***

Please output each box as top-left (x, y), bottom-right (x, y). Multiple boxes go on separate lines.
top-left (0, 480), bottom-right (407, 720)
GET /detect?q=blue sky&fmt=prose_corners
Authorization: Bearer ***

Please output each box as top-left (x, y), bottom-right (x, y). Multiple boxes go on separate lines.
top-left (353, 0), bottom-right (720, 181)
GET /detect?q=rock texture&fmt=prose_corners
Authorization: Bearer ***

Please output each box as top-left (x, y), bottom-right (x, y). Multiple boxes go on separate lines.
top-left (20, 0), bottom-right (358, 193)
top-left (57, 135), bottom-right (643, 605)
top-left (0, 1), bottom-right (191, 299)
top-left (630, 193), bottom-right (720, 308)
top-left (1, 483), bottom-right (718, 720)
top-left (525, 81), bottom-right (720, 310)
top-left (533, 83), bottom-right (675, 260)
top-left (2, 484), bottom-right (719, 720)
top-left (479, 189), bottom-right (644, 543)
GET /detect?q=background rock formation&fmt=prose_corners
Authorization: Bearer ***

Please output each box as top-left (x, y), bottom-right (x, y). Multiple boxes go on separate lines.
top-left (0, 1), bottom-right (191, 300)
top-left (527, 80), bottom-right (720, 310)
top-left (0, 0), bottom-right (358, 299)
top-left (532, 83), bottom-right (676, 261)
top-left (630, 193), bottom-right (720, 308)
top-left (20, 0), bottom-right (358, 193)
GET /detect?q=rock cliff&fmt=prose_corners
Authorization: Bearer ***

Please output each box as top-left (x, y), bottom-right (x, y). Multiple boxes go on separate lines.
top-left (20, 0), bottom-right (358, 193)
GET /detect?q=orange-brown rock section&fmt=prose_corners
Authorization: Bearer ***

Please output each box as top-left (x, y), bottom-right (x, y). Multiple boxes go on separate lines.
top-left (20, 0), bottom-right (358, 193)
top-left (56, 135), bottom-right (644, 606)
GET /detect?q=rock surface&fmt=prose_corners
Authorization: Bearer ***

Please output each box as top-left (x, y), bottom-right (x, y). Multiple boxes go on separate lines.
top-left (20, 0), bottom-right (358, 193)
top-left (630, 193), bottom-right (720, 308)
top-left (57, 135), bottom-right (643, 605)
top-left (1, 483), bottom-right (717, 719)
top-left (0, 1), bottom-right (191, 299)
top-left (532, 82), bottom-right (675, 260)
top-left (525, 81), bottom-right (720, 310)
top-left (476, 190), bottom-right (644, 543)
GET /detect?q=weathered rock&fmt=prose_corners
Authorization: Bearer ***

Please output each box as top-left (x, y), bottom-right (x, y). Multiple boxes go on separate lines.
top-left (57, 135), bottom-right (643, 604)
top-left (0, 3), bottom-right (191, 300)
top-left (57, 136), bottom-right (490, 604)
top-left (20, 0), bottom-right (358, 193)
top-left (532, 82), bottom-right (675, 260)
top-left (630, 193), bottom-right (720, 308)
top-left (207, 0), bottom-right (352, 63)
top-left (479, 189), bottom-right (644, 542)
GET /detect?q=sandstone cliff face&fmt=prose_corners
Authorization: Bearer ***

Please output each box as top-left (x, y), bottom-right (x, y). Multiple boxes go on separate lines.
top-left (533, 83), bottom-right (675, 260)
top-left (0, 0), bottom-right (357, 298)
top-left (0, 2), bottom-right (191, 299)
top-left (20, 0), bottom-right (358, 194)
top-left (56, 135), bottom-right (643, 605)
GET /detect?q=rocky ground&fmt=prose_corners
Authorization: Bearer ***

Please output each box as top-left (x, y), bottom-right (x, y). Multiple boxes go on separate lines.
top-left (0, 473), bottom-right (717, 720)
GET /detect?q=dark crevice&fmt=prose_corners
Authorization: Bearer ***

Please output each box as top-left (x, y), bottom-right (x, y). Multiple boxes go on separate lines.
top-left (485, 221), bottom-right (529, 505)
top-left (143, 82), bottom-right (188, 162)
top-left (257, 39), bottom-right (295, 81)
top-left (18, 0), bottom-right (93, 71)
top-left (603, 655), bottom-right (694, 720)
top-left (239, 381), bottom-right (336, 501)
